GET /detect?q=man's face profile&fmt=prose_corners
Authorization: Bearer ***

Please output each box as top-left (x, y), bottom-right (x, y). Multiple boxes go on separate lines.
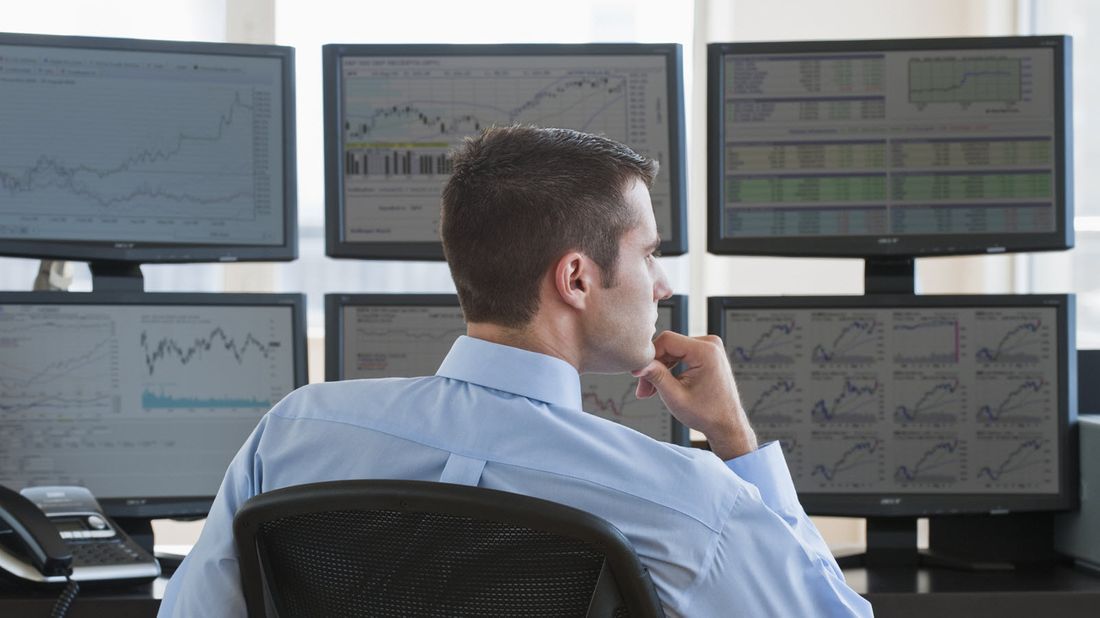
top-left (581, 178), bottom-right (672, 375)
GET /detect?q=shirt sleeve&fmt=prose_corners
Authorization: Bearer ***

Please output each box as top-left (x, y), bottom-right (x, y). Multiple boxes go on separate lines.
top-left (676, 441), bottom-right (873, 617)
top-left (156, 414), bottom-right (270, 618)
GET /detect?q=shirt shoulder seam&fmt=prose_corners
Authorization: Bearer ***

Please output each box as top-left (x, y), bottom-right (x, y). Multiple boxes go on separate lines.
top-left (265, 409), bottom-right (730, 532)
top-left (678, 486), bottom-right (746, 616)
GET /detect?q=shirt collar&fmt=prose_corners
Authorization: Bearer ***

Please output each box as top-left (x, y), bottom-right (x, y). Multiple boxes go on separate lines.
top-left (436, 336), bottom-right (583, 410)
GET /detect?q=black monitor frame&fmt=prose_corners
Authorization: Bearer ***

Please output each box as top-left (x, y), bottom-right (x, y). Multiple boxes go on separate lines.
top-left (708, 293), bottom-right (1077, 517)
top-left (707, 36), bottom-right (1073, 258)
top-left (0, 291), bottom-right (308, 519)
top-left (1079, 349), bottom-right (1100, 415)
top-left (323, 43), bottom-right (688, 261)
top-left (325, 293), bottom-right (691, 445)
top-left (0, 32), bottom-right (298, 263)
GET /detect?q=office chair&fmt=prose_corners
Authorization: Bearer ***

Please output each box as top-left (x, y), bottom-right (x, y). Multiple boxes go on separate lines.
top-left (233, 479), bottom-right (666, 618)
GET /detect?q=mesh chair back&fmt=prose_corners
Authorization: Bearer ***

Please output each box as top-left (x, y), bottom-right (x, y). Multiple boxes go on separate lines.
top-left (233, 480), bottom-right (665, 618)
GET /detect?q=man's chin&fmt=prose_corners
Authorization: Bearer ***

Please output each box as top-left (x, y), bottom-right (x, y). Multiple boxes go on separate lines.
top-left (631, 343), bottom-right (657, 373)
top-left (586, 346), bottom-right (655, 376)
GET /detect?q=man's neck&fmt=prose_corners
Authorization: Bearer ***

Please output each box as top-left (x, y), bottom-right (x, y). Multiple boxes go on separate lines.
top-left (466, 320), bottom-right (582, 371)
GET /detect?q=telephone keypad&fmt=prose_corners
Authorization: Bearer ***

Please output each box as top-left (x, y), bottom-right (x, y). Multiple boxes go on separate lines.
top-left (67, 540), bottom-right (149, 566)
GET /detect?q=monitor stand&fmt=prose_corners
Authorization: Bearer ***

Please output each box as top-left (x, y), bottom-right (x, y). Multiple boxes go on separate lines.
top-left (90, 261), bottom-right (144, 292)
top-left (835, 515), bottom-right (1056, 571)
top-left (834, 517), bottom-right (982, 570)
top-left (864, 257), bottom-right (915, 295)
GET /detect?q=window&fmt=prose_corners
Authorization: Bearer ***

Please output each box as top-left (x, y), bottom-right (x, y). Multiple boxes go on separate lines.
top-left (1027, 1), bottom-right (1100, 347)
top-left (0, 0), bottom-right (230, 294)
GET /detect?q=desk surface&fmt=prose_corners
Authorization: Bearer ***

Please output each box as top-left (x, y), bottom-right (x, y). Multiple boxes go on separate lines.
top-left (3, 564), bottom-right (1099, 617)
top-left (847, 564), bottom-right (1100, 618)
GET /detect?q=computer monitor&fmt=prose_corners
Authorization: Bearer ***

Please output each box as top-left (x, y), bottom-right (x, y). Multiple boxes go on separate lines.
top-left (708, 292), bottom-right (1078, 563)
top-left (325, 293), bottom-right (690, 445)
top-left (712, 290), bottom-right (1073, 512)
top-left (707, 36), bottom-right (1073, 258)
top-left (708, 294), bottom-right (1076, 517)
top-left (0, 292), bottom-right (307, 518)
top-left (0, 32), bottom-right (297, 263)
top-left (323, 43), bottom-right (687, 260)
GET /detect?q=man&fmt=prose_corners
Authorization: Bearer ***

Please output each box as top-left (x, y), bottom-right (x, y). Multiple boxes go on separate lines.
top-left (159, 126), bottom-right (872, 617)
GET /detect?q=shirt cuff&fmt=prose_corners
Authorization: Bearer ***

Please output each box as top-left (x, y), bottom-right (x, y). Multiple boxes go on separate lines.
top-left (724, 441), bottom-right (801, 515)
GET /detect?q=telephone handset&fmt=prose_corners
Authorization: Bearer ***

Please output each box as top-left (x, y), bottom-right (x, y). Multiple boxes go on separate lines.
top-left (0, 484), bottom-right (72, 580)
top-left (0, 485), bottom-right (160, 584)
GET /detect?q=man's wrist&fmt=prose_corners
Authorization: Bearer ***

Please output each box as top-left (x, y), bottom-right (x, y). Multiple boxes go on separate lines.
top-left (704, 419), bottom-right (758, 460)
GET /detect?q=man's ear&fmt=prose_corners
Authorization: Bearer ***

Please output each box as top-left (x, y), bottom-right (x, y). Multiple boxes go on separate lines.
top-left (552, 251), bottom-right (595, 311)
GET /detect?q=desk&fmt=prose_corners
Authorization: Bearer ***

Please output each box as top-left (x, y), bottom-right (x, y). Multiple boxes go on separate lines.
top-left (2, 566), bottom-right (1099, 616)
top-left (0, 577), bottom-right (165, 618)
top-left (846, 564), bottom-right (1100, 617)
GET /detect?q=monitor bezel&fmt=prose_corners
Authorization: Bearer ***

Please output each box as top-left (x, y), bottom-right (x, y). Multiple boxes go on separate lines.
top-left (325, 292), bottom-right (691, 446)
top-left (707, 35), bottom-right (1074, 258)
top-left (323, 43), bottom-right (688, 261)
top-left (707, 293), bottom-right (1077, 517)
top-left (0, 291), bottom-right (309, 519)
top-left (0, 32), bottom-right (299, 263)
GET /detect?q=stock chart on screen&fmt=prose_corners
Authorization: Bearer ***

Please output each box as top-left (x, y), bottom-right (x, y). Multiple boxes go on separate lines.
top-left (330, 47), bottom-right (681, 255)
top-left (722, 304), bottom-right (1059, 494)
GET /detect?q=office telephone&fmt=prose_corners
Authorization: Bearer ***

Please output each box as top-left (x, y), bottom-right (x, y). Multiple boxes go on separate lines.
top-left (0, 485), bottom-right (160, 585)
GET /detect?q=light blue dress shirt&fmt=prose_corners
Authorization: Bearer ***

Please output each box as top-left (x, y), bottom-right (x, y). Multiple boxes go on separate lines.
top-left (159, 336), bottom-right (872, 617)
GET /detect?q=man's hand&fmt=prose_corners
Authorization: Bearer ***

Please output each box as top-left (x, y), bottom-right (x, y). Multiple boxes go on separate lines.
top-left (632, 331), bottom-right (757, 460)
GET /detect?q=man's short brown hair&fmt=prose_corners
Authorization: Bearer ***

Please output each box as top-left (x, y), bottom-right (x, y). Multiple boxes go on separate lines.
top-left (441, 126), bottom-right (659, 329)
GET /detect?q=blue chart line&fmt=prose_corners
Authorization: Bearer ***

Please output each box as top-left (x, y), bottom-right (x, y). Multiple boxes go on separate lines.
top-left (811, 439), bottom-right (881, 482)
top-left (811, 319), bottom-right (878, 364)
top-left (141, 327), bottom-right (271, 376)
top-left (894, 379), bottom-right (961, 424)
top-left (730, 320), bottom-right (797, 364)
top-left (0, 393), bottom-right (114, 415)
top-left (976, 378), bottom-right (1046, 424)
top-left (348, 105), bottom-right (483, 140)
top-left (0, 337), bottom-right (113, 390)
top-left (895, 440), bottom-right (960, 483)
top-left (746, 379), bottom-right (798, 422)
top-left (1, 92), bottom-right (256, 212)
top-left (975, 319), bottom-right (1042, 363)
top-left (582, 383), bottom-right (640, 419)
top-left (893, 319), bottom-right (959, 364)
top-left (977, 439), bottom-right (1044, 482)
top-left (142, 389), bottom-right (269, 410)
top-left (347, 74), bottom-right (627, 141)
top-left (811, 379), bottom-right (880, 424)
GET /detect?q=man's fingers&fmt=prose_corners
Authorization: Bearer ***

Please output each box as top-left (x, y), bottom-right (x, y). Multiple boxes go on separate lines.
top-left (652, 331), bottom-right (725, 370)
top-left (651, 331), bottom-right (691, 362)
top-left (632, 358), bottom-right (674, 400)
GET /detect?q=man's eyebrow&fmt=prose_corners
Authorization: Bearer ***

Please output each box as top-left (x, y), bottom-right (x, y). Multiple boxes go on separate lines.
top-left (646, 238), bottom-right (662, 252)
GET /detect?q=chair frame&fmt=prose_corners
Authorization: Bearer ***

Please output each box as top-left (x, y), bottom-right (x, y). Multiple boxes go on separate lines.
top-left (233, 479), bottom-right (665, 618)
